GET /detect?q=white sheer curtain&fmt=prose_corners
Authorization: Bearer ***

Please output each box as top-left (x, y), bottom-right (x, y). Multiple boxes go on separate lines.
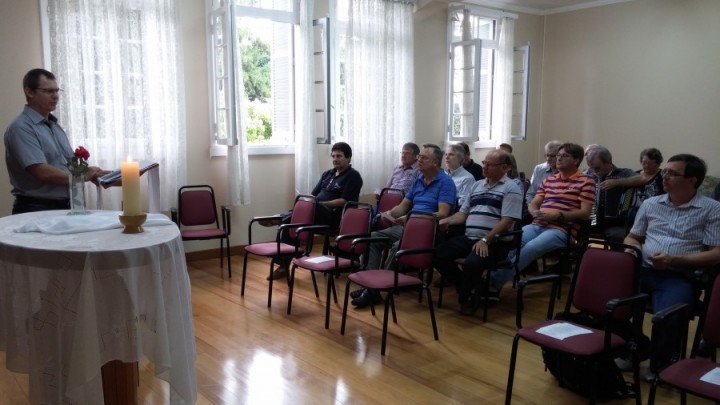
top-left (345, 0), bottom-right (415, 194)
top-left (294, 0), bottom-right (319, 195)
top-left (493, 16), bottom-right (514, 147)
top-left (228, 12), bottom-right (251, 206)
top-left (45, 0), bottom-right (185, 211)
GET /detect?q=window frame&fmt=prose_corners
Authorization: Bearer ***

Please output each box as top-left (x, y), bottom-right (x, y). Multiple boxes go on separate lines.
top-left (206, 0), bottom-right (299, 157)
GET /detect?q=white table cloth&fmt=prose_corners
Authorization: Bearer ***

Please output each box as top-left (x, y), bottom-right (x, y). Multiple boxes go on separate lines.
top-left (0, 210), bottom-right (196, 404)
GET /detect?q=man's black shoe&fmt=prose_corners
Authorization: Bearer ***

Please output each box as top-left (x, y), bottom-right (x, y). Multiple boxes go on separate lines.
top-left (352, 289), bottom-right (382, 308)
top-left (350, 288), bottom-right (366, 299)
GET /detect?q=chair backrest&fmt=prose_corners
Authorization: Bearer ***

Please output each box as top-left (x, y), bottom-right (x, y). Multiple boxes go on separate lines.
top-left (336, 202), bottom-right (373, 256)
top-left (375, 188), bottom-right (405, 230)
top-left (702, 273), bottom-right (720, 347)
top-left (570, 244), bottom-right (640, 320)
top-left (178, 185), bottom-right (218, 227)
top-left (396, 211), bottom-right (437, 271)
top-left (288, 195), bottom-right (316, 242)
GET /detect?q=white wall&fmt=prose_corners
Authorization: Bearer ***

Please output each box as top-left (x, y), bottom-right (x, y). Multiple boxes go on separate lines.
top-left (540, 0), bottom-right (720, 174)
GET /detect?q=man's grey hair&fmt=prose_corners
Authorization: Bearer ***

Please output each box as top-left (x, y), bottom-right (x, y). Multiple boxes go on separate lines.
top-left (402, 142), bottom-right (420, 156)
top-left (588, 146), bottom-right (613, 164)
top-left (545, 140), bottom-right (563, 153)
top-left (423, 144), bottom-right (444, 164)
top-left (446, 144), bottom-right (465, 159)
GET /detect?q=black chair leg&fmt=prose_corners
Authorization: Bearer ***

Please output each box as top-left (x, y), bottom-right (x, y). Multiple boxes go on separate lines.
top-left (505, 335), bottom-right (521, 405)
top-left (340, 280), bottom-right (352, 335)
top-left (425, 287), bottom-right (439, 340)
top-left (225, 237), bottom-right (232, 278)
top-left (267, 263), bottom-right (274, 308)
top-left (311, 272), bottom-right (320, 297)
top-left (241, 253), bottom-right (250, 296)
top-left (381, 294), bottom-right (392, 356)
top-left (325, 275), bottom-right (333, 329)
top-left (287, 265), bottom-right (296, 315)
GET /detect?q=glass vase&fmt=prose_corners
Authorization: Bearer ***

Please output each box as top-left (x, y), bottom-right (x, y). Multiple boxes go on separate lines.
top-left (68, 172), bottom-right (88, 215)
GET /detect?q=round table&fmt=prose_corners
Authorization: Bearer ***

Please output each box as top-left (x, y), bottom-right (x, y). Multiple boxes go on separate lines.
top-left (0, 210), bottom-right (196, 404)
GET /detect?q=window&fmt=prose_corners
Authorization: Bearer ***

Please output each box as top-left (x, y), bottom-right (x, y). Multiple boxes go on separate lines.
top-left (445, 6), bottom-right (518, 147)
top-left (512, 44), bottom-right (530, 141)
top-left (206, 0), bottom-right (299, 155)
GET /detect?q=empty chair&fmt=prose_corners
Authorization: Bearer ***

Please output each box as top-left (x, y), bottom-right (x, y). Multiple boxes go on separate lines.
top-left (241, 195), bottom-right (316, 307)
top-left (340, 211), bottom-right (439, 356)
top-left (288, 202), bottom-right (373, 328)
top-left (648, 273), bottom-right (720, 404)
top-left (505, 241), bottom-right (647, 404)
top-left (171, 185), bottom-right (231, 277)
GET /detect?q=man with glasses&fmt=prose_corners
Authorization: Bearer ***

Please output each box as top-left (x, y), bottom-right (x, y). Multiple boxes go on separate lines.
top-left (624, 154), bottom-right (720, 314)
top-left (444, 144), bottom-right (475, 208)
top-left (351, 144), bottom-right (456, 307)
top-left (526, 140), bottom-right (563, 205)
top-left (433, 150), bottom-right (522, 314)
top-left (373, 142), bottom-right (420, 199)
top-left (487, 143), bottom-right (596, 301)
top-left (4, 68), bottom-right (108, 214)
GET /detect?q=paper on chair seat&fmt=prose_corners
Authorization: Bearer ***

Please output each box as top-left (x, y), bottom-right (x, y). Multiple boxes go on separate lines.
top-left (700, 367), bottom-right (720, 385)
top-left (14, 211), bottom-right (174, 234)
top-left (305, 256), bottom-right (335, 264)
top-left (536, 322), bottom-right (594, 340)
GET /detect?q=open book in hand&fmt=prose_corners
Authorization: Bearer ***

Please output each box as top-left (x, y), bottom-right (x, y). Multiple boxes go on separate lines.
top-left (98, 160), bottom-right (159, 188)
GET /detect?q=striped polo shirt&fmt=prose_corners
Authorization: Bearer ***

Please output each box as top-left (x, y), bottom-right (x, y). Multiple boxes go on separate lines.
top-left (461, 175), bottom-right (523, 240)
top-left (630, 193), bottom-right (720, 270)
top-left (535, 170), bottom-right (596, 233)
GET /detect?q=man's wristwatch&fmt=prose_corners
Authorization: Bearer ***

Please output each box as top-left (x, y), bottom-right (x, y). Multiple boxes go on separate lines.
top-left (481, 237), bottom-right (488, 244)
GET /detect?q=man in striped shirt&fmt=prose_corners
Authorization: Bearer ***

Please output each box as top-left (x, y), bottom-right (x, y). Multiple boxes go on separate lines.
top-left (433, 150), bottom-right (523, 314)
top-left (488, 143), bottom-right (596, 299)
top-left (624, 154), bottom-right (720, 313)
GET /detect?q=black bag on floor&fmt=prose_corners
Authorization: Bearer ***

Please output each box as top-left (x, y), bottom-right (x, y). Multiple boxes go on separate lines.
top-left (540, 312), bottom-right (634, 400)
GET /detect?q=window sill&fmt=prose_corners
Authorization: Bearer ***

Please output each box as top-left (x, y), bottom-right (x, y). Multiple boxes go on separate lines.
top-left (209, 143), bottom-right (295, 157)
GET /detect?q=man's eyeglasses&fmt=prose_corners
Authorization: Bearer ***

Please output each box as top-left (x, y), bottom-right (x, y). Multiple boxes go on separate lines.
top-left (661, 169), bottom-right (685, 178)
top-left (417, 155), bottom-right (431, 161)
top-left (556, 153), bottom-right (573, 159)
top-left (36, 88), bottom-right (63, 95)
top-left (545, 154), bottom-right (557, 159)
top-left (481, 161), bottom-right (502, 167)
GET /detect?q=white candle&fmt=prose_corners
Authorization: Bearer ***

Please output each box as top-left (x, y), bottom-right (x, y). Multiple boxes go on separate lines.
top-left (121, 159), bottom-right (141, 215)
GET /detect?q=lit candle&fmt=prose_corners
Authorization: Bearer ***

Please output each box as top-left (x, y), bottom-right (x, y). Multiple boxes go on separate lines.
top-left (121, 158), bottom-right (141, 215)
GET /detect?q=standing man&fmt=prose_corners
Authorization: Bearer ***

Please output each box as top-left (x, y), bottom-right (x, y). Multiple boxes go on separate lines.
top-left (525, 140), bottom-right (563, 205)
top-left (624, 154), bottom-right (720, 313)
top-left (433, 150), bottom-right (523, 314)
top-left (444, 144), bottom-right (475, 209)
top-left (488, 143), bottom-right (596, 299)
top-left (5, 68), bottom-right (107, 214)
top-left (373, 142), bottom-right (419, 198)
top-left (585, 146), bottom-right (635, 242)
top-left (352, 144), bottom-right (456, 307)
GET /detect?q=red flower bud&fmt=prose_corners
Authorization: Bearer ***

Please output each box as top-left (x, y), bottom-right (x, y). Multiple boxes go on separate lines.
top-left (74, 146), bottom-right (90, 160)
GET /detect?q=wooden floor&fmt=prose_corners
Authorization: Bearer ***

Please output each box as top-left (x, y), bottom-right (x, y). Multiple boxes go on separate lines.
top-left (1, 251), bottom-right (714, 404)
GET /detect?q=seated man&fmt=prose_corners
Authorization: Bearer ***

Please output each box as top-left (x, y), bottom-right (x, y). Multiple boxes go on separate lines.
top-left (488, 143), bottom-right (596, 300)
top-left (444, 143), bottom-right (475, 209)
top-left (624, 154), bottom-right (720, 314)
top-left (270, 141), bottom-right (363, 280)
top-left (373, 142), bottom-right (419, 199)
top-left (525, 140), bottom-right (563, 206)
top-left (459, 141), bottom-right (484, 181)
top-left (352, 143), bottom-right (456, 307)
top-left (585, 146), bottom-right (635, 242)
top-left (433, 150), bottom-right (523, 314)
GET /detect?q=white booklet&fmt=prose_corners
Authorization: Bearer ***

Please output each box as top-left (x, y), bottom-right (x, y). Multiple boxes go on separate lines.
top-left (305, 256), bottom-right (335, 264)
top-left (700, 367), bottom-right (720, 386)
top-left (536, 322), bottom-right (594, 340)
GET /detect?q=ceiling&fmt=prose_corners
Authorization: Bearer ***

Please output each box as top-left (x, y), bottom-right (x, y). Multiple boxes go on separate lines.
top-left (416, 0), bottom-right (633, 16)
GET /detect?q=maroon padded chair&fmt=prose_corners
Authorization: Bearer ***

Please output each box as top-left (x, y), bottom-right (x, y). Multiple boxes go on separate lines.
top-left (172, 185), bottom-right (231, 278)
top-left (288, 202), bottom-right (373, 329)
top-left (241, 195), bottom-right (316, 307)
top-left (374, 188), bottom-right (404, 230)
top-left (649, 273), bottom-right (720, 404)
top-left (505, 241), bottom-right (647, 405)
top-left (340, 211), bottom-right (439, 356)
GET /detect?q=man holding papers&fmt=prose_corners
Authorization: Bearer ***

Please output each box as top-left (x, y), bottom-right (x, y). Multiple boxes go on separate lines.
top-left (351, 144), bottom-right (456, 308)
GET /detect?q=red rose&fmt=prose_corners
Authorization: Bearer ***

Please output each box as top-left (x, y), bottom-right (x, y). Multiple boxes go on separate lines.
top-left (74, 146), bottom-right (90, 160)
